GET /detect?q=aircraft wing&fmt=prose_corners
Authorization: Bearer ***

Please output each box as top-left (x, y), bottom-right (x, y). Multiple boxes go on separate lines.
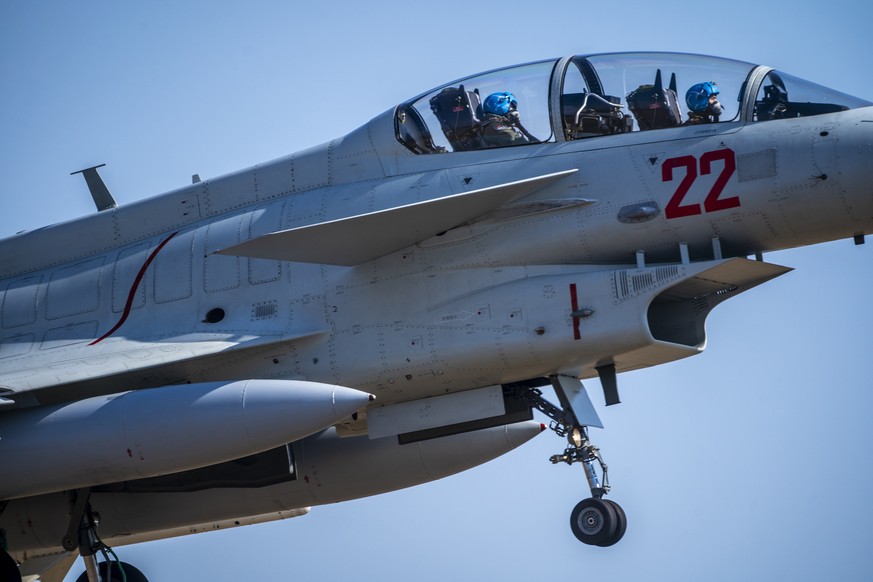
top-left (216, 169), bottom-right (578, 266)
top-left (0, 330), bottom-right (328, 407)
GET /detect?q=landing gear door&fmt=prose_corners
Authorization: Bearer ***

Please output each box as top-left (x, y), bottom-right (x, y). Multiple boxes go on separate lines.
top-left (551, 375), bottom-right (603, 429)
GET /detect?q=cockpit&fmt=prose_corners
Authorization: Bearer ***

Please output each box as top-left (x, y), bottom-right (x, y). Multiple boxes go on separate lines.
top-left (395, 52), bottom-right (871, 154)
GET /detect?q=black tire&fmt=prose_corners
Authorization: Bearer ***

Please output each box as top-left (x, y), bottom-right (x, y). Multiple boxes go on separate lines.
top-left (0, 550), bottom-right (22, 582)
top-left (602, 499), bottom-right (628, 546)
top-left (75, 561), bottom-right (149, 582)
top-left (569, 497), bottom-right (618, 546)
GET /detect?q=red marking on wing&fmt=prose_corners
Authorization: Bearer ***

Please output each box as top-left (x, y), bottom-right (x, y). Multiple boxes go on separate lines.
top-left (89, 231), bottom-right (179, 346)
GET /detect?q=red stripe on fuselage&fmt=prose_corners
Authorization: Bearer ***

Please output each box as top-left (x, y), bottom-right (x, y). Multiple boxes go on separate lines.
top-left (89, 231), bottom-right (179, 346)
top-left (569, 283), bottom-right (581, 341)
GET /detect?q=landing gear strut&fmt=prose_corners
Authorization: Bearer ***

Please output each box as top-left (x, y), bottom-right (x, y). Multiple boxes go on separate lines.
top-left (509, 376), bottom-right (627, 547)
top-left (63, 489), bottom-right (149, 582)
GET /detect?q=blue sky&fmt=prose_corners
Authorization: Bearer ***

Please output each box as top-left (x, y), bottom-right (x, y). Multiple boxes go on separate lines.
top-left (2, 1), bottom-right (872, 581)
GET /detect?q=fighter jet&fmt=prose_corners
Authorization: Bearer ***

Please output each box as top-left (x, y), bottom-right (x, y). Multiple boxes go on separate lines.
top-left (1, 51), bottom-right (871, 582)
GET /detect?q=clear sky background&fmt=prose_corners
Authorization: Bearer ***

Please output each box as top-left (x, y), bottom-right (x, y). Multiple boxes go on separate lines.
top-left (1, 1), bottom-right (872, 581)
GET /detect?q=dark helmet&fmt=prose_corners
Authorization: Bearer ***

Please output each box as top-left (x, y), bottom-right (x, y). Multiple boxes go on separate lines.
top-left (483, 92), bottom-right (518, 115)
top-left (685, 82), bottom-right (720, 113)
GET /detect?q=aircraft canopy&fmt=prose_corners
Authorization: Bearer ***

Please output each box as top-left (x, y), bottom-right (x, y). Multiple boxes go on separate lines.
top-left (395, 52), bottom-right (871, 154)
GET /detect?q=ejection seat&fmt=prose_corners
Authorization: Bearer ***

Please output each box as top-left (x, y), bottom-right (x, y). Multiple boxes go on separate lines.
top-left (626, 69), bottom-right (683, 130)
top-left (563, 91), bottom-right (634, 139)
top-left (429, 85), bottom-right (484, 151)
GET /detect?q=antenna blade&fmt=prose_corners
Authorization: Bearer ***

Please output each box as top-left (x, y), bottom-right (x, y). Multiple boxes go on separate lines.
top-left (71, 164), bottom-right (116, 211)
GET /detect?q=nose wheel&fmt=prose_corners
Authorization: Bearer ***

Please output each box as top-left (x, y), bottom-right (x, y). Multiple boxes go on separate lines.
top-left (570, 497), bottom-right (627, 547)
top-left (509, 376), bottom-right (628, 547)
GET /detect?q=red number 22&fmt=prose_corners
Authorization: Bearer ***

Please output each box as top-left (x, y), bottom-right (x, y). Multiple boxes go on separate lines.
top-left (663, 148), bottom-right (738, 219)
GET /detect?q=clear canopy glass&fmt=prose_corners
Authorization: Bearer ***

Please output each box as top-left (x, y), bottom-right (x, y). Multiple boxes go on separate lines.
top-left (752, 69), bottom-right (870, 121)
top-left (394, 52), bottom-right (871, 154)
top-left (395, 59), bottom-right (557, 154)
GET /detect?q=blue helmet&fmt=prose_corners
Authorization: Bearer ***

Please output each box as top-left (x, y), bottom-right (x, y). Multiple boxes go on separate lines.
top-left (685, 82), bottom-right (720, 113)
top-left (483, 92), bottom-right (517, 115)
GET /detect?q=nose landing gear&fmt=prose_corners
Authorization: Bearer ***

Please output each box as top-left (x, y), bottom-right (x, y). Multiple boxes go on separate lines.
top-left (509, 376), bottom-right (628, 547)
top-left (551, 421), bottom-right (627, 547)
